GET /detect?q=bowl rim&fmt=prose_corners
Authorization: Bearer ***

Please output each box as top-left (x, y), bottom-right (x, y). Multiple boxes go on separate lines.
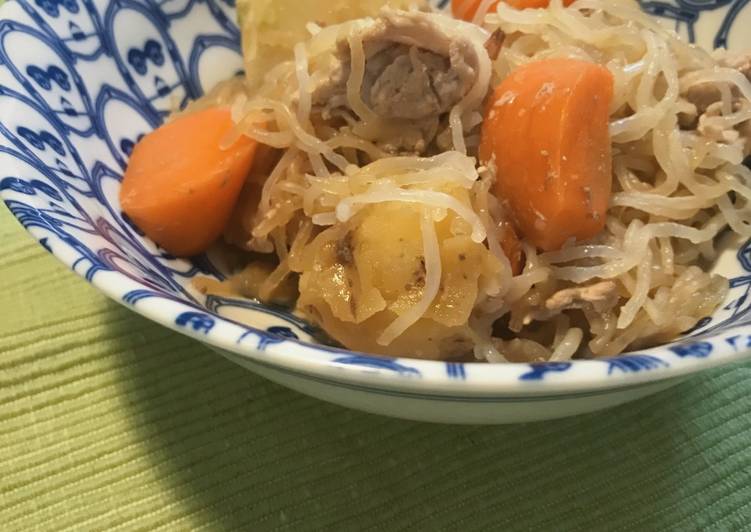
top-left (7, 206), bottom-right (751, 397)
top-left (2, 0), bottom-right (751, 399)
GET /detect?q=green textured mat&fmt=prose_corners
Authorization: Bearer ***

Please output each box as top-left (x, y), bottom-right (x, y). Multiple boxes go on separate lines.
top-left (2, 202), bottom-right (751, 531)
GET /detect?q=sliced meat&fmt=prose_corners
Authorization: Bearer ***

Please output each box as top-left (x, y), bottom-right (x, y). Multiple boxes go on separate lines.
top-left (522, 281), bottom-right (619, 326)
top-left (681, 52), bottom-right (751, 154)
top-left (697, 100), bottom-right (743, 144)
top-left (544, 281), bottom-right (619, 313)
top-left (676, 98), bottom-right (699, 130)
top-left (484, 28), bottom-right (505, 62)
top-left (308, 9), bottom-right (491, 155)
top-left (684, 52), bottom-right (751, 116)
top-left (684, 83), bottom-right (724, 118)
top-left (364, 45), bottom-right (468, 120)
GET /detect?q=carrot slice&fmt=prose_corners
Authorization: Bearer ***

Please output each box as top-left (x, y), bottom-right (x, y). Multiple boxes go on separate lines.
top-left (120, 107), bottom-right (257, 257)
top-left (451, 0), bottom-right (574, 22)
top-left (479, 58), bottom-right (614, 252)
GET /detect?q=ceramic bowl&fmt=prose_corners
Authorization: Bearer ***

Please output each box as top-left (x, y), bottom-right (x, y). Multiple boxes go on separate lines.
top-left (2, 0), bottom-right (751, 424)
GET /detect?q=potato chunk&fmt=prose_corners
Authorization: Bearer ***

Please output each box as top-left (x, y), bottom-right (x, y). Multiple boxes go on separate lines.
top-left (296, 200), bottom-right (500, 359)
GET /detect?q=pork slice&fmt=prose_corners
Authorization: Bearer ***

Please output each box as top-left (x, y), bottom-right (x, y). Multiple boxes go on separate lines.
top-left (683, 52), bottom-right (751, 116)
top-left (364, 44), bottom-right (467, 120)
top-left (681, 52), bottom-right (751, 153)
top-left (308, 9), bottom-right (490, 155)
top-left (544, 281), bottom-right (619, 314)
top-left (522, 281), bottom-right (619, 326)
top-left (697, 100), bottom-right (743, 144)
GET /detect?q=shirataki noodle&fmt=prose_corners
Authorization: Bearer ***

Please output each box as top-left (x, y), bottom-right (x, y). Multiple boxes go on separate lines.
top-left (186, 0), bottom-right (751, 362)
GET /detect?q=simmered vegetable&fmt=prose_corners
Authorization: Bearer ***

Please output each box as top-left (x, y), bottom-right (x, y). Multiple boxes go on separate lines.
top-left (479, 58), bottom-right (614, 251)
top-left (451, 0), bottom-right (575, 22)
top-left (296, 199), bottom-right (501, 359)
top-left (120, 107), bottom-right (257, 256)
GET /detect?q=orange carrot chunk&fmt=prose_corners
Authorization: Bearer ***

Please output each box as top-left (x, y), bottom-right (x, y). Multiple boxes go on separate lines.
top-left (451, 0), bottom-right (574, 22)
top-left (120, 107), bottom-right (257, 257)
top-left (479, 58), bottom-right (614, 252)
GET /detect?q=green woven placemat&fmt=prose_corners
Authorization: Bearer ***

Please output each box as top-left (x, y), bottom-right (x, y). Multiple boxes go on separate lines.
top-left (2, 202), bottom-right (751, 531)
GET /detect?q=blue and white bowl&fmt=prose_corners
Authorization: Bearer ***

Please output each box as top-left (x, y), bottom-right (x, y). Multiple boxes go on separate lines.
top-left (2, 0), bottom-right (751, 424)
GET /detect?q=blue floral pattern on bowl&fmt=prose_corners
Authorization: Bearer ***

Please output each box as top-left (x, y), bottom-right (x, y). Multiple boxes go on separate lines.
top-left (638, 0), bottom-right (750, 48)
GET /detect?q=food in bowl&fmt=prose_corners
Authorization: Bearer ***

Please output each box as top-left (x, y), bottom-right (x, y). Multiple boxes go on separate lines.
top-left (118, 0), bottom-right (751, 363)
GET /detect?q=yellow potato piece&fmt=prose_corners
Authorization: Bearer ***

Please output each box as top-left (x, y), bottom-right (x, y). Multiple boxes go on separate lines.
top-left (295, 200), bottom-right (501, 360)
